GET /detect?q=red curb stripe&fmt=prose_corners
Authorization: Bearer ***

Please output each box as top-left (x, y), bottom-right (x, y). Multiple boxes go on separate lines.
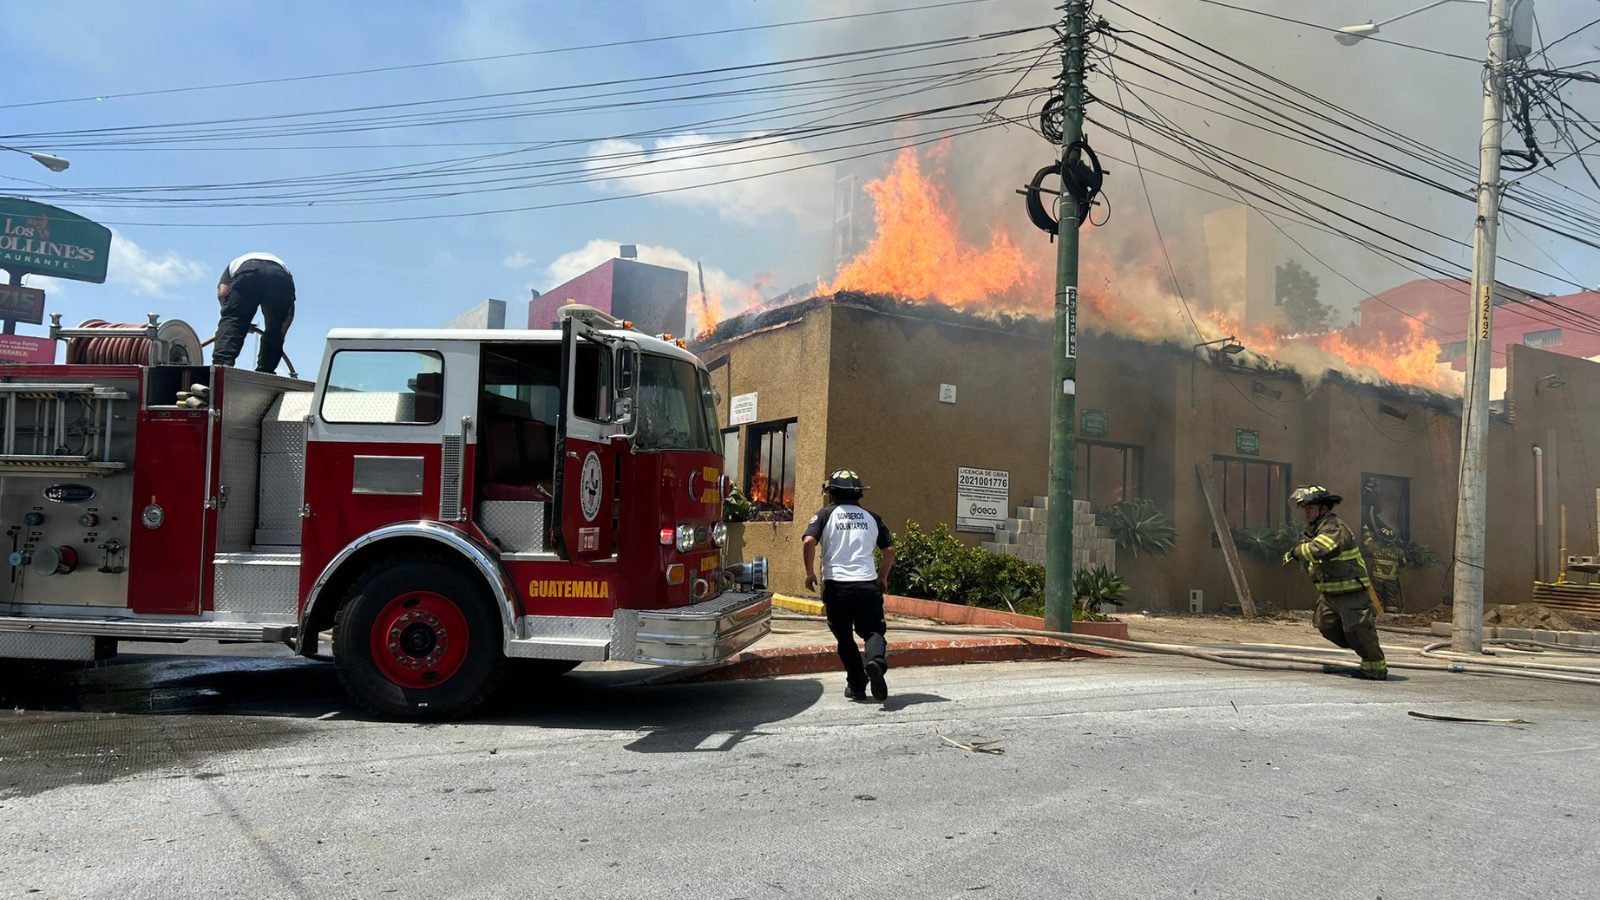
top-left (676, 636), bottom-right (1116, 684)
top-left (881, 593), bottom-right (1130, 640)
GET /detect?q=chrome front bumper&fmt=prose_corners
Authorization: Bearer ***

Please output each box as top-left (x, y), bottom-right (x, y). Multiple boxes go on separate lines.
top-left (611, 590), bottom-right (772, 666)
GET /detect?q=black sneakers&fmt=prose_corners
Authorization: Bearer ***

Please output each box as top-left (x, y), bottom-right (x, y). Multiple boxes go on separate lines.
top-left (865, 660), bottom-right (888, 701)
top-left (844, 683), bottom-right (868, 701)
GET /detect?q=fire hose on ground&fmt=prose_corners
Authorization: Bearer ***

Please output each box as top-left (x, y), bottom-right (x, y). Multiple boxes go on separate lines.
top-left (770, 612), bottom-right (1600, 687)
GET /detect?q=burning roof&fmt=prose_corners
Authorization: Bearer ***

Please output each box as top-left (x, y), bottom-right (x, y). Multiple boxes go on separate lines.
top-left (696, 145), bottom-right (1466, 399)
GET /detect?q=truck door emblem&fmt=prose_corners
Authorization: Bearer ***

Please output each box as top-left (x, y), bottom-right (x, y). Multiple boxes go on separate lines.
top-left (580, 451), bottom-right (604, 523)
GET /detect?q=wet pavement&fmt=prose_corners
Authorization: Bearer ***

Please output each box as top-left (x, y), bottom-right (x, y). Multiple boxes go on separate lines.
top-left (3, 643), bottom-right (1598, 898)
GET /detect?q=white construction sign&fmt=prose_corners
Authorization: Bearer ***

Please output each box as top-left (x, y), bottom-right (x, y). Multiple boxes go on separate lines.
top-left (729, 392), bottom-right (758, 425)
top-left (957, 466), bottom-right (1009, 534)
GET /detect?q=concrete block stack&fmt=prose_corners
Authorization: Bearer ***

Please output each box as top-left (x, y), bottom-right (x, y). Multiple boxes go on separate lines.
top-left (981, 496), bottom-right (1117, 573)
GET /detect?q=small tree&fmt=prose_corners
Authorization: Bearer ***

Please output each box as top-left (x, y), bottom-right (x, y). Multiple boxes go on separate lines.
top-left (1275, 259), bottom-right (1331, 334)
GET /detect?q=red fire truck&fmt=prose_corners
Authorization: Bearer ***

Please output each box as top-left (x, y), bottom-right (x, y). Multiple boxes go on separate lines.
top-left (0, 305), bottom-right (771, 719)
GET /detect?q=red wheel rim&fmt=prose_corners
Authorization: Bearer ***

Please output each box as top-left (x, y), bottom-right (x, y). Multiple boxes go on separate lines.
top-left (368, 591), bottom-right (470, 689)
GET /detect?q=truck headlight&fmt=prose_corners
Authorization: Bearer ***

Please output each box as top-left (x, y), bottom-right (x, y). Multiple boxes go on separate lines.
top-left (676, 523), bottom-right (696, 553)
top-left (711, 522), bottom-right (728, 547)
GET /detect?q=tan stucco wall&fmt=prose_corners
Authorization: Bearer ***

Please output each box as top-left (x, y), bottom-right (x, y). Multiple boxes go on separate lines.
top-left (822, 305), bottom-right (1052, 539)
top-left (700, 300), bottom-right (1596, 612)
top-left (702, 308), bottom-right (833, 595)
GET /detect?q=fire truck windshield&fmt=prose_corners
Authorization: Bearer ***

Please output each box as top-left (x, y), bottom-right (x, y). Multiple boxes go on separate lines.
top-left (634, 354), bottom-right (721, 454)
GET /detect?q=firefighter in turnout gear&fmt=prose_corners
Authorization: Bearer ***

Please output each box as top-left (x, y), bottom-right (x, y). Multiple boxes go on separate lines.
top-left (1361, 481), bottom-right (1405, 614)
top-left (803, 469), bottom-right (895, 702)
top-left (1284, 485), bottom-right (1388, 680)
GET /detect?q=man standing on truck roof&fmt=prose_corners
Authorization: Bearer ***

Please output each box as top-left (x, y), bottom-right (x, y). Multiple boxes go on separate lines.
top-left (213, 252), bottom-right (295, 374)
top-left (803, 469), bottom-right (895, 702)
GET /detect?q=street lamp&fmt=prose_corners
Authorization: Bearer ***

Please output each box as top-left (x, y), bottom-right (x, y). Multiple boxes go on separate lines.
top-left (1191, 336), bottom-right (1246, 407)
top-left (1334, 0), bottom-right (1485, 45)
top-left (1534, 374), bottom-right (1568, 395)
top-left (1, 145), bottom-right (70, 173)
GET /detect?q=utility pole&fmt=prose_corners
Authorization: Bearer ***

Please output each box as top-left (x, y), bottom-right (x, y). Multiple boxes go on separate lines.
top-left (1451, 0), bottom-right (1511, 653)
top-left (1044, 0), bottom-right (1090, 632)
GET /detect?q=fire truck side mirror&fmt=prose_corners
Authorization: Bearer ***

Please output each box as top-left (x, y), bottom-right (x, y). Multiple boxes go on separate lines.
top-left (616, 346), bottom-right (639, 393)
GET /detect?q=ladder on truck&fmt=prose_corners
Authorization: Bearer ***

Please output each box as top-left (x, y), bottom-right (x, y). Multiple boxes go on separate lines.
top-left (0, 382), bottom-right (129, 476)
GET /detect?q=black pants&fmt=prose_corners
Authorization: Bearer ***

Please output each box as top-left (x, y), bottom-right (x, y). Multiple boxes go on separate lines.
top-left (214, 260), bottom-right (295, 373)
top-left (822, 580), bottom-right (888, 690)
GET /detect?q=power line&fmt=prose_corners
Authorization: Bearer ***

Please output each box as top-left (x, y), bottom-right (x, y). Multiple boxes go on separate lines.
top-left (1187, 0), bottom-right (1481, 63)
top-left (85, 105), bottom-right (1036, 227)
top-left (5, 29), bottom-right (1043, 145)
top-left (0, 0), bottom-right (1009, 111)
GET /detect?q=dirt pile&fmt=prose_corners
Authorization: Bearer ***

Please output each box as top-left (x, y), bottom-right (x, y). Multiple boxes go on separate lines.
top-left (1485, 603), bottom-right (1600, 633)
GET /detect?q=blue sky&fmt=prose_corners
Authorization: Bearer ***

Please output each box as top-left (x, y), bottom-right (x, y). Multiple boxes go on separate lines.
top-left (4, 1), bottom-right (1600, 373)
top-left (1, 0), bottom-right (872, 370)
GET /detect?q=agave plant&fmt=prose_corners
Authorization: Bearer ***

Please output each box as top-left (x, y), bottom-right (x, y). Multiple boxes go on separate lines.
top-left (1397, 539), bottom-right (1439, 570)
top-left (1233, 525), bottom-right (1298, 563)
top-left (1104, 499), bottom-right (1176, 557)
top-left (1073, 565), bottom-right (1127, 618)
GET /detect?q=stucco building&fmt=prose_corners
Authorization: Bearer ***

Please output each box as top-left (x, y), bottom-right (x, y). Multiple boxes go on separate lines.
top-left (696, 293), bottom-right (1600, 612)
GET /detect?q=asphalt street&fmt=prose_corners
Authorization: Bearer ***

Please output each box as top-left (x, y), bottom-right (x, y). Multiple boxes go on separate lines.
top-left (1, 647), bottom-right (1596, 899)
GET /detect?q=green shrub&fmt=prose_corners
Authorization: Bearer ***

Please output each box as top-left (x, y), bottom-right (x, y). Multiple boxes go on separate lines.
top-left (1233, 524), bottom-right (1298, 562)
top-left (1397, 539), bottom-right (1438, 570)
top-left (1103, 499), bottom-right (1176, 557)
top-left (887, 522), bottom-right (1044, 611)
top-left (722, 487), bottom-right (757, 524)
top-left (886, 521), bottom-right (1122, 622)
top-left (1072, 564), bottom-right (1127, 620)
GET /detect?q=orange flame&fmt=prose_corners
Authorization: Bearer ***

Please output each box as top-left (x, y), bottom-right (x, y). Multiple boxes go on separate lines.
top-left (701, 145), bottom-right (1459, 394)
top-left (747, 463), bottom-right (794, 509)
top-left (1315, 316), bottom-right (1452, 392)
top-left (823, 150), bottom-right (1039, 308)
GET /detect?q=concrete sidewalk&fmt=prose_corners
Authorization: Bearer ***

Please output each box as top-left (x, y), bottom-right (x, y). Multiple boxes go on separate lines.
top-left (641, 608), bottom-right (1113, 685)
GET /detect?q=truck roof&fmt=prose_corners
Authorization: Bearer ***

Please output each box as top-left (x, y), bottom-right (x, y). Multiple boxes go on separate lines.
top-left (324, 328), bottom-right (703, 365)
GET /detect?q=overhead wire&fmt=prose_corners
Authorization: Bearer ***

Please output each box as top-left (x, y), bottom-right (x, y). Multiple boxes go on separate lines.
top-left (0, 0), bottom-right (1011, 111)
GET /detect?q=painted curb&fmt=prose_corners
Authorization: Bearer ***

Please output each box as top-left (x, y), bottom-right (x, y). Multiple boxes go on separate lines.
top-left (772, 593), bottom-right (824, 616)
top-left (650, 636), bottom-right (1116, 685)
top-left (881, 593), bottom-right (1131, 640)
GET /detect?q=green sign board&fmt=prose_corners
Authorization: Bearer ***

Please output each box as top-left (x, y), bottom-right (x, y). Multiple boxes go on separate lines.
top-left (1235, 428), bottom-right (1260, 456)
top-left (0, 198), bottom-right (112, 285)
top-left (1080, 408), bottom-right (1108, 438)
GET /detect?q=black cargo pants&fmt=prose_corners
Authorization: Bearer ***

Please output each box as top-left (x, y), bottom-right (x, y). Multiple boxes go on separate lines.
top-left (214, 259), bottom-right (295, 373)
top-left (822, 580), bottom-right (888, 691)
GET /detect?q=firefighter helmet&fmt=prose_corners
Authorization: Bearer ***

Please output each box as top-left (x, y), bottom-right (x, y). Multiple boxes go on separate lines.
top-left (1290, 485), bottom-right (1342, 508)
top-left (824, 469), bottom-right (867, 495)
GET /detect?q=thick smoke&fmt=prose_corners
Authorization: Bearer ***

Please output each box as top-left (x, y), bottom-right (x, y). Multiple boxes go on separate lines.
top-left (767, 0), bottom-right (1600, 392)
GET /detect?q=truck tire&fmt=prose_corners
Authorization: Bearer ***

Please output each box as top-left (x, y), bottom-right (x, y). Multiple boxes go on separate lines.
top-left (333, 555), bottom-right (507, 720)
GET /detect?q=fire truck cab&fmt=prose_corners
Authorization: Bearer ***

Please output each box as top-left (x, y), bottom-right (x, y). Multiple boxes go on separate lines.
top-left (0, 306), bottom-right (771, 719)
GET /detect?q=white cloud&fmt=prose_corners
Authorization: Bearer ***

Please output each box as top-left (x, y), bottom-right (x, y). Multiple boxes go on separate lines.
top-left (109, 231), bottom-right (207, 297)
top-left (25, 229), bottom-right (205, 299)
top-left (583, 133), bottom-right (833, 227)
top-left (503, 250), bottom-right (536, 270)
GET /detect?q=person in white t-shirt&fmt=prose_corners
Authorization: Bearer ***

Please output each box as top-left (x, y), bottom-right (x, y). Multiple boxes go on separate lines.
top-left (214, 252), bottom-right (295, 374)
top-left (803, 469), bottom-right (895, 702)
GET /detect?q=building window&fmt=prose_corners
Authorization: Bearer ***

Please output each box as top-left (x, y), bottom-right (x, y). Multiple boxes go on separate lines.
top-left (1076, 440), bottom-right (1143, 509)
top-left (1213, 455), bottom-right (1290, 531)
top-left (1437, 341), bottom-right (1467, 362)
top-left (321, 350), bottom-right (444, 425)
top-left (1361, 473), bottom-right (1410, 541)
top-left (722, 427), bottom-right (742, 489)
top-left (1523, 328), bottom-right (1563, 349)
top-left (745, 419), bottom-right (797, 519)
